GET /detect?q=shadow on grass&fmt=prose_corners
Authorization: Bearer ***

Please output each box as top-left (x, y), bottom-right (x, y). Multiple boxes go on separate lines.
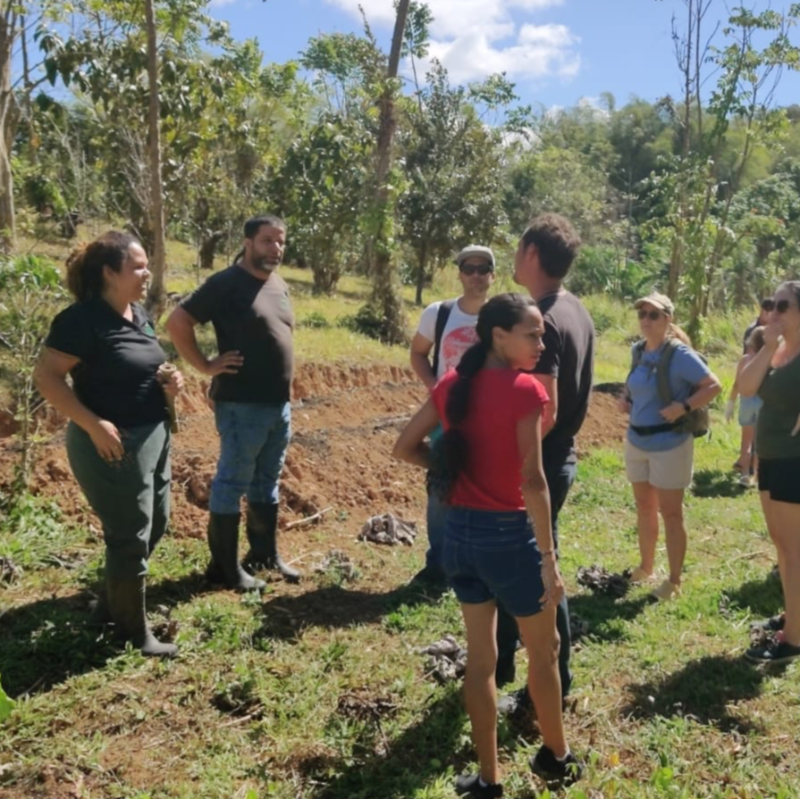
top-left (623, 654), bottom-right (776, 734)
top-left (721, 572), bottom-right (783, 620)
top-left (0, 571), bottom-right (213, 698)
top-left (569, 593), bottom-right (650, 644)
top-left (691, 468), bottom-right (742, 499)
top-left (257, 580), bottom-right (447, 641)
top-left (313, 690), bottom-right (467, 799)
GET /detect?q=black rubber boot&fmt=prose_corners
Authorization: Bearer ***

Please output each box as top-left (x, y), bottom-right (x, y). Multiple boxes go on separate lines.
top-left (106, 577), bottom-right (177, 658)
top-left (206, 512), bottom-right (266, 592)
top-left (244, 502), bottom-right (300, 583)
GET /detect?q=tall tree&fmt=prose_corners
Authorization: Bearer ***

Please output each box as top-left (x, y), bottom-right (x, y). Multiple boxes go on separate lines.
top-left (366, 0), bottom-right (410, 344)
top-left (144, 0), bottom-right (166, 314)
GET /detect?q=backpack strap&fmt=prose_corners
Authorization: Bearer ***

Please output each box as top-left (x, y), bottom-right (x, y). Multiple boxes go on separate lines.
top-left (625, 340), bottom-right (646, 399)
top-left (655, 339), bottom-right (681, 405)
top-left (431, 300), bottom-right (455, 378)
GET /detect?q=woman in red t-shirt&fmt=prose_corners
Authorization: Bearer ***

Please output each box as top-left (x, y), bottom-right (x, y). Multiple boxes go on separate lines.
top-left (394, 293), bottom-right (582, 796)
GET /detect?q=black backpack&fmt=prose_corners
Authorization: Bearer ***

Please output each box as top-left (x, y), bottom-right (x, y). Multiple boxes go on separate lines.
top-left (628, 339), bottom-right (710, 438)
top-left (431, 300), bottom-right (455, 377)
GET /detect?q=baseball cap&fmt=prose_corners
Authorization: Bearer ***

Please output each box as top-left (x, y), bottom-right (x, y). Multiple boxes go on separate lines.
top-left (454, 244), bottom-right (495, 269)
top-left (634, 292), bottom-right (674, 316)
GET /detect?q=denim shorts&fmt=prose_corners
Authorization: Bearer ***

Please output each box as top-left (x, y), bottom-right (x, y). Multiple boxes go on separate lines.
top-left (739, 395), bottom-right (763, 427)
top-left (443, 507), bottom-right (546, 618)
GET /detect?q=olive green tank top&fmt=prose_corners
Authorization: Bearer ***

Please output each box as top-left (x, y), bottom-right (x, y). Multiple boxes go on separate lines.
top-left (757, 352), bottom-right (800, 460)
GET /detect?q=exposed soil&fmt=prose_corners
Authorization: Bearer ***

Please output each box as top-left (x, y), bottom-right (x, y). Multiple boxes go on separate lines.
top-left (0, 364), bottom-right (626, 541)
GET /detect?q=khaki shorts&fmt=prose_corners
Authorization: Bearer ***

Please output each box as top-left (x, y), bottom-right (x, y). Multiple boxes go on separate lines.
top-left (625, 436), bottom-right (694, 490)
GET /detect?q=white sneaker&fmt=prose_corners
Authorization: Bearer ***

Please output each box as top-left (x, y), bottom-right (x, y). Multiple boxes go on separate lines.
top-left (738, 474), bottom-right (755, 488)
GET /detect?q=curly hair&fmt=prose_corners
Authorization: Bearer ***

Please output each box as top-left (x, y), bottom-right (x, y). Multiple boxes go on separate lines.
top-left (65, 231), bottom-right (140, 302)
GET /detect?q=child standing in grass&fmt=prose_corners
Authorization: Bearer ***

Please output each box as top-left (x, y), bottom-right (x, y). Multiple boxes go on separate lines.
top-left (394, 293), bottom-right (582, 797)
top-left (725, 326), bottom-right (765, 488)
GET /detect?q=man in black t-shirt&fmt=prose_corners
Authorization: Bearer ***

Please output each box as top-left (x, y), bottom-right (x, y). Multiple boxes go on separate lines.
top-left (166, 214), bottom-right (300, 591)
top-left (497, 213), bottom-right (595, 702)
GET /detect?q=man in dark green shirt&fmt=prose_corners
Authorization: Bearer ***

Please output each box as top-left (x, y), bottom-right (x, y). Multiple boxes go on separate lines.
top-left (167, 214), bottom-right (300, 591)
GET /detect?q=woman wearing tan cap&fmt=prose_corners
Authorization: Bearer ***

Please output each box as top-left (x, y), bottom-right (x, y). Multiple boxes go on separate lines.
top-left (617, 293), bottom-right (721, 601)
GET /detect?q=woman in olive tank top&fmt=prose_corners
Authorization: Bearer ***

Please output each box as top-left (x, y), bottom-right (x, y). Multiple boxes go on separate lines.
top-left (738, 281), bottom-right (800, 664)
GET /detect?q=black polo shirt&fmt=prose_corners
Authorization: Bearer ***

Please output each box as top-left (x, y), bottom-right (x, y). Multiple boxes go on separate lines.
top-left (45, 297), bottom-right (169, 428)
top-left (180, 265), bottom-right (294, 404)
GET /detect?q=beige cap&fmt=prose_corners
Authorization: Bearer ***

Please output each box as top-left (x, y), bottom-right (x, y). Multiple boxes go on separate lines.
top-left (634, 292), bottom-right (674, 316)
top-left (454, 244), bottom-right (495, 268)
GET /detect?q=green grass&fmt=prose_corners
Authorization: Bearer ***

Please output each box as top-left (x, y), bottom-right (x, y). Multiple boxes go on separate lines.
top-left (2, 232), bottom-right (797, 798)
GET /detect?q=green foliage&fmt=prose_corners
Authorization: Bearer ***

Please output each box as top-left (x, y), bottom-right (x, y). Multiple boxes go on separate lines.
top-left (0, 255), bottom-right (68, 489)
top-left (0, 675), bottom-right (14, 723)
top-left (0, 489), bottom-right (71, 570)
top-left (337, 303), bottom-right (387, 340)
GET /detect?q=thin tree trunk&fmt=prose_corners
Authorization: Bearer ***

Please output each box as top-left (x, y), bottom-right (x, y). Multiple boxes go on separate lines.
top-left (0, 7), bottom-right (17, 251)
top-left (415, 242), bottom-right (427, 306)
top-left (143, 0), bottom-right (167, 317)
top-left (199, 230), bottom-right (225, 270)
top-left (369, 0), bottom-right (410, 344)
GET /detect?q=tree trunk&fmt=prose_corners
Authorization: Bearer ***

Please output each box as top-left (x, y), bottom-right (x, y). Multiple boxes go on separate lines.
top-left (199, 230), bottom-right (225, 270)
top-left (143, 0), bottom-right (167, 318)
top-left (0, 8), bottom-right (18, 252)
top-left (415, 243), bottom-right (427, 306)
top-left (368, 0), bottom-right (410, 344)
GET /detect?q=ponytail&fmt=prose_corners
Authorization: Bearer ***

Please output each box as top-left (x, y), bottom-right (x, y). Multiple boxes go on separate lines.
top-left (65, 230), bottom-right (139, 301)
top-left (436, 293), bottom-right (538, 499)
top-left (667, 322), bottom-right (692, 347)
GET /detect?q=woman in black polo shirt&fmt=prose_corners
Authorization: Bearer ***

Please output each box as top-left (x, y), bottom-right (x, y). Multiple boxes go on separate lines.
top-left (34, 231), bottom-right (183, 657)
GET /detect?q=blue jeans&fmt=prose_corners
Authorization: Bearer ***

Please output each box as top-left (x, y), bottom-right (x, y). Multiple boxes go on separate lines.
top-left (495, 460), bottom-right (577, 696)
top-left (444, 508), bottom-right (546, 617)
top-left (426, 492), bottom-right (448, 572)
top-left (210, 401), bottom-right (291, 515)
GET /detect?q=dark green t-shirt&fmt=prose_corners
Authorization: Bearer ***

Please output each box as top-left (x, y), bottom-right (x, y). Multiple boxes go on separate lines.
top-left (757, 354), bottom-right (800, 460)
top-left (181, 265), bottom-right (294, 404)
top-left (45, 298), bottom-right (169, 428)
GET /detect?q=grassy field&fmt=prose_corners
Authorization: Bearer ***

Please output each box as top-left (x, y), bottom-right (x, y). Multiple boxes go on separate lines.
top-left (2, 232), bottom-right (796, 798)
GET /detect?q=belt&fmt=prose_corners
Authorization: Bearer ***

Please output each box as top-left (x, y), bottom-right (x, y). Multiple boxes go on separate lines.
top-left (630, 422), bottom-right (678, 436)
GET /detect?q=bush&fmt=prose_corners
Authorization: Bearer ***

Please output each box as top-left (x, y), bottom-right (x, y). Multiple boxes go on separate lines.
top-left (337, 303), bottom-right (387, 341)
top-left (299, 311), bottom-right (331, 329)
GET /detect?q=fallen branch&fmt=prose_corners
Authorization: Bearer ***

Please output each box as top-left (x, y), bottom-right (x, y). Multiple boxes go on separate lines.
top-left (285, 506), bottom-right (333, 530)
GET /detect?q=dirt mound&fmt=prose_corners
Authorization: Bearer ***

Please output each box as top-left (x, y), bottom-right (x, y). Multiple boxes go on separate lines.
top-left (576, 391), bottom-right (627, 455)
top-left (0, 365), bottom-right (627, 540)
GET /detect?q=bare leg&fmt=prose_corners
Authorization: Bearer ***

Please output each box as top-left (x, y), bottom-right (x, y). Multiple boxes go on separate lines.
top-left (632, 481), bottom-right (659, 575)
top-left (740, 425), bottom-right (755, 476)
top-left (657, 488), bottom-right (687, 586)
top-left (517, 606), bottom-right (567, 758)
top-left (460, 601), bottom-right (500, 785)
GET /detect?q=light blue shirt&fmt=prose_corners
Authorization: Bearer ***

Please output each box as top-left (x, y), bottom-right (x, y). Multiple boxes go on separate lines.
top-left (627, 341), bottom-right (710, 452)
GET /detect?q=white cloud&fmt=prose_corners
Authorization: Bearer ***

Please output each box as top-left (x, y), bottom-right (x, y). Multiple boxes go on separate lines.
top-left (209, 0), bottom-right (238, 6)
top-left (323, 0), bottom-right (578, 83)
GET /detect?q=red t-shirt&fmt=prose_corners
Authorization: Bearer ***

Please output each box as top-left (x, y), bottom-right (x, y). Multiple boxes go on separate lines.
top-left (431, 368), bottom-right (550, 511)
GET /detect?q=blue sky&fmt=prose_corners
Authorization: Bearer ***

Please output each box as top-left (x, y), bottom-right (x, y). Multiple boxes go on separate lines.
top-left (208, 0), bottom-right (800, 112)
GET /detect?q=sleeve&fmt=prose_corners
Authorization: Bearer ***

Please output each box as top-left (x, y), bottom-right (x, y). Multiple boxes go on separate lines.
top-left (44, 304), bottom-right (94, 360)
top-left (673, 345), bottom-right (710, 386)
top-left (415, 302), bottom-right (440, 342)
top-left (180, 274), bottom-right (222, 324)
top-left (512, 374), bottom-right (549, 421)
top-left (532, 317), bottom-right (562, 378)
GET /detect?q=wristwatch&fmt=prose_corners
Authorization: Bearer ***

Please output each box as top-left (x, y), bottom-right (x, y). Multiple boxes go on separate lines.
top-left (683, 401), bottom-right (692, 415)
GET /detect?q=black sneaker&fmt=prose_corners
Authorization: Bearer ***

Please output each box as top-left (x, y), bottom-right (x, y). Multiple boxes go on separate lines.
top-left (497, 686), bottom-right (532, 717)
top-left (455, 773), bottom-right (502, 798)
top-left (745, 637), bottom-right (800, 665)
top-left (530, 745), bottom-right (584, 787)
top-left (753, 613), bottom-right (785, 633)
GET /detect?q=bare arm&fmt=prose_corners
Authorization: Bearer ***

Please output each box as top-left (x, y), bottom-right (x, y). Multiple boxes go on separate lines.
top-left (534, 373), bottom-right (557, 437)
top-left (392, 397), bottom-right (439, 469)
top-left (739, 325), bottom-right (781, 396)
top-left (165, 306), bottom-right (243, 377)
top-left (660, 372), bottom-right (723, 423)
top-left (518, 410), bottom-right (563, 608)
top-left (33, 349), bottom-right (124, 461)
top-left (409, 332), bottom-right (437, 391)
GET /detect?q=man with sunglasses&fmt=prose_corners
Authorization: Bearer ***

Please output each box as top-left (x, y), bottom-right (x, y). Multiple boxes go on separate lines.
top-left (409, 244), bottom-right (496, 587)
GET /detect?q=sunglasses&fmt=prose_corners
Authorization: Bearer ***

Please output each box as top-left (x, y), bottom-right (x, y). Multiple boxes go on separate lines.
top-left (637, 309), bottom-right (663, 321)
top-left (460, 263), bottom-right (493, 276)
